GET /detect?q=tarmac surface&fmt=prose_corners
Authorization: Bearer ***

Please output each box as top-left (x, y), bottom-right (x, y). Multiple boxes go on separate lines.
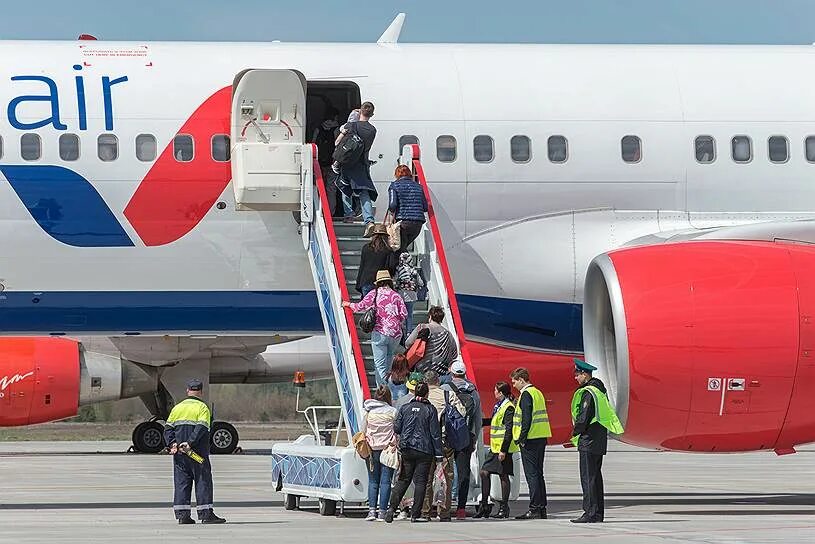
top-left (1, 440), bottom-right (814, 543)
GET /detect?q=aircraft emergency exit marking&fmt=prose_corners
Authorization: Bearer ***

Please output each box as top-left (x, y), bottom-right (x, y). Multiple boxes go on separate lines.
top-left (0, 371), bottom-right (34, 391)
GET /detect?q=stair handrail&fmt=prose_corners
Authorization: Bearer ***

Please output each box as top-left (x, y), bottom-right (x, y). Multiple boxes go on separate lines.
top-left (400, 144), bottom-right (479, 392)
top-left (308, 145), bottom-right (372, 437)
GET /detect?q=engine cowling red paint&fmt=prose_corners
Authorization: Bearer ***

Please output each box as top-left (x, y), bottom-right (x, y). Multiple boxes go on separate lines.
top-left (606, 240), bottom-right (815, 452)
top-left (0, 338), bottom-right (80, 426)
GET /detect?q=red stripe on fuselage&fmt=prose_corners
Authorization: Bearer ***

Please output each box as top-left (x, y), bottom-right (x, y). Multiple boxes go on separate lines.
top-left (124, 87), bottom-right (232, 246)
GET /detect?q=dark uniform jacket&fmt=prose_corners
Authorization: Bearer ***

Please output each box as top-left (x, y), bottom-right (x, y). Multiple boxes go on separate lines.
top-left (572, 378), bottom-right (609, 455)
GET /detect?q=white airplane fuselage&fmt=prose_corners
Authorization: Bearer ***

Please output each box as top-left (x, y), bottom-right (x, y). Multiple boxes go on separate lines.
top-left (1, 41), bottom-right (814, 356)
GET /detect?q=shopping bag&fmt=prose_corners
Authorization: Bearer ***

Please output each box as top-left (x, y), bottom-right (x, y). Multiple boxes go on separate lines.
top-left (432, 462), bottom-right (448, 506)
top-left (380, 445), bottom-right (401, 470)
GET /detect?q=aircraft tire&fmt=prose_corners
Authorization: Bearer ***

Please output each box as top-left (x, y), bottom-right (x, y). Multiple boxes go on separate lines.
top-left (132, 421), bottom-right (166, 454)
top-left (210, 421), bottom-right (239, 454)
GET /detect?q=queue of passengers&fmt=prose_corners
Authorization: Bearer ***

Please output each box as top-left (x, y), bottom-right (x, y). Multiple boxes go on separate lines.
top-left (330, 101), bottom-right (623, 525)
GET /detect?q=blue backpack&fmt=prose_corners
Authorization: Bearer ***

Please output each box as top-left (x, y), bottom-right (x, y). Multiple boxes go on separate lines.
top-left (443, 391), bottom-right (471, 452)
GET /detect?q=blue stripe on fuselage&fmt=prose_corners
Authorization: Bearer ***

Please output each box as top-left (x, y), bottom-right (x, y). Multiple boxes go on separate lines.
top-left (0, 165), bottom-right (134, 247)
top-left (0, 290), bottom-right (583, 352)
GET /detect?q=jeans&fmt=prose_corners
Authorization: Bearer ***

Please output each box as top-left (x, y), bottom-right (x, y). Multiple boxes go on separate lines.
top-left (404, 301), bottom-right (415, 339)
top-left (343, 189), bottom-right (374, 224)
top-left (388, 380), bottom-right (408, 403)
top-left (368, 450), bottom-right (395, 512)
top-left (371, 331), bottom-right (400, 387)
top-left (389, 448), bottom-right (433, 519)
top-left (454, 444), bottom-right (474, 510)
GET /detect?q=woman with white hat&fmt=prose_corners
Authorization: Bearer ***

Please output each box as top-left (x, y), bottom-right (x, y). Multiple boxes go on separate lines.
top-left (344, 270), bottom-right (407, 388)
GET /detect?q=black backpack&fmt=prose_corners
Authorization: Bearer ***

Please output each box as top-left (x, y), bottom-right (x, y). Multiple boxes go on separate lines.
top-left (332, 123), bottom-right (365, 166)
top-left (449, 383), bottom-right (477, 431)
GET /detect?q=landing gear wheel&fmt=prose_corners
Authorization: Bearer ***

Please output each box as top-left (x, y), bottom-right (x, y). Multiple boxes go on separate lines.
top-left (210, 421), bottom-right (239, 454)
top-left (284, 494), bottom-right (299, 511)
top-left (319, 498), bottom-right (337, 517)
top-left (132, 421), bottom-right (165, 453)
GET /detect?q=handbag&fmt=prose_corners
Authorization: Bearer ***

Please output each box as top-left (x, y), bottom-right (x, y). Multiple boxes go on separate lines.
top-left (406, 336), bottom-right (427, 366)
top-left (352, 431), bottom-right (372, 459)
top-left (359, 288), bottom-right (378, 334)
top-left (380, 445), bottom-right (401, 469)
top-left (384, 211), bottom-right (402, 250)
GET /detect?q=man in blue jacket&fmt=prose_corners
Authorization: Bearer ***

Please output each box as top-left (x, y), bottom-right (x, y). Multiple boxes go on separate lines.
top-left (164, 379), bottom-right (226, 525)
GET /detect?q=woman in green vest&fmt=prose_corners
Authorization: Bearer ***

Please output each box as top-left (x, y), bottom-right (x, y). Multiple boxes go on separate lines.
top-left (474, 381), bottom-right (518, 519)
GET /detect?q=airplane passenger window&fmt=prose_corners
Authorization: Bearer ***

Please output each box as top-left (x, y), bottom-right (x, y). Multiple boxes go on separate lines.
top-left (695, 136), bottom-right (715, 163)
top-left (621, 135), bottom-right (641, 163)
top-left (174, 135), bottom-right (194, 162)
top-left (473, 135), bottom-right (494, 163)
top-left (731, 136), bottom-right (752, 163)
top-left (806, 136), bottom-right (815, 163)
top-left (212, 135), bottom-right (230, 162)
top-left (399, 135), bottom-right (419, 155)
top-left (21, 133), bottom-right (41, 161)
top-left (98, 134), bottom-right (119, 162)
top-left (436, 135), bottom-right (457, 162)
top-left (768, 136), bottom-right (789, 163)
top-left (59, 134), bottom-right (80, 162)
top-left (0, 136), bottom-right (3, 159)
top-left (136, 134), bottom-right (157, 162)
top-left (548, 135), bottom-right (568, 163)
top-left (511, 135), bottom-right (531, 163)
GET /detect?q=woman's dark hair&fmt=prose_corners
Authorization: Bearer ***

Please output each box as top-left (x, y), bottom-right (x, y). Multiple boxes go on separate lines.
top-left (390, 354), bottom-right (410, 383)
top-left (394, 164), bottom-right (412, 179)
top-left (369, 233), bottom-right (390, 252)
top-left (415, 382), bottom-right (429, 397)
top-left (376, 279), bottom-right (394, 289)
top-left (373, 384), bottom-right (392, 405)
top-left (495, 381), bottom-right (513, 400)
top-left (429, 306), bottom-right (445, 323)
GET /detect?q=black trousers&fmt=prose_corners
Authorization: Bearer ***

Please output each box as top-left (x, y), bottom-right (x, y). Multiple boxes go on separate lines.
top-left (519, 438), bottom-right (547, 510)
top-left (389, 448), bottom-right (433, 518)
top-left (173, 453), bottom-right (214, 520)
top-left (454, 444), bottom-right (474, 510)
top-left (579, 451), bottom-right (604, 520)
top-left (399, 220), bottom-right (424, 252)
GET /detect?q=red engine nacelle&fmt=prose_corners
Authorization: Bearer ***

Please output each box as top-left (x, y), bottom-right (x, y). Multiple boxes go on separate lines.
top-left (0, 338), bottom-right (80, 426)
top-left (583, 240), bottom-right (815, 453)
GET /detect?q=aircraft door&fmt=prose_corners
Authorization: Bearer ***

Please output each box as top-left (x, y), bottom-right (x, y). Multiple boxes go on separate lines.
top-left (231, 69), bottom-right (307, 211)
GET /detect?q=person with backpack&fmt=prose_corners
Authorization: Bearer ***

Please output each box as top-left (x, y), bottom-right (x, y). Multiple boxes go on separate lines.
top-left (395, 252), bottom-right (424, 338)
top-left (333, 101), bottom-right (377, 234)
top-left (441, 361), bottom-right (482, 520)
top-left (418, 370), bottom-right (465, 522)
top-left (343, 270), bottom-right (406, 388)
top-left (474, 381), bottom-right (517, 519)
top-left (385, 382), bottom-right (443, 523)
top-left (362, 385), bottom-right (398, 522)
top-left (406, 306), bottom-right (458, 375)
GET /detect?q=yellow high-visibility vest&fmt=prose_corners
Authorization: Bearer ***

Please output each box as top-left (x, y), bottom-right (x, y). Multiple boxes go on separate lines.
top-left (570, 385), bottom-right (624, 446)
top-left (490, 399), bottom-right (519, 454)
top-left (512, 386), bottom-right (552, 441)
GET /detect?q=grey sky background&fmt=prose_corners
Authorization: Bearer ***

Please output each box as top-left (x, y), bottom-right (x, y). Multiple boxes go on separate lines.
top-left (0, 0), bottom-right (813, 44)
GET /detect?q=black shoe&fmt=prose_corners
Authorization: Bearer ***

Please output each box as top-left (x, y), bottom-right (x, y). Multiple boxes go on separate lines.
top-left (200, 513), bottom-right (226, 524)
top-left (177, 517), bottom-right (195, 525)
top-left (384, 508), bottom-right (394, 524)
top-left (473, 503), bottom-right (492, 519)
top-left (439, 516), bottom-right (451, 522)
top-left (539, 508), bottom-right (548, 519)
top-left (514, 510), bottom-right (542, 520)
top-left (410, 517), bottom-right (428, 523)
top-left (491, 502), bottom-right (509, 519)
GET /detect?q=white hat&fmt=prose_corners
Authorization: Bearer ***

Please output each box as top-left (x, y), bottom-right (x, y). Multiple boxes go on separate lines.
top-left (450, 361), bottom-right (466, 375)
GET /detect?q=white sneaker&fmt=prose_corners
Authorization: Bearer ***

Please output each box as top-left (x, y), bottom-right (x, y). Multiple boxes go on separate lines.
top-left (365, 510), bottom-right (377, 521)
top-left (396, 510), bottom-right (409, 521)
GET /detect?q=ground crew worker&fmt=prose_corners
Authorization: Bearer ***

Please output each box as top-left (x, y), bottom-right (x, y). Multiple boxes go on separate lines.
top-left (569, 359), bottom-right (624, 524)
top-left (509, 367), bottom-right (551, 519)
top-left (164, 378), bottom-right (226, 525)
